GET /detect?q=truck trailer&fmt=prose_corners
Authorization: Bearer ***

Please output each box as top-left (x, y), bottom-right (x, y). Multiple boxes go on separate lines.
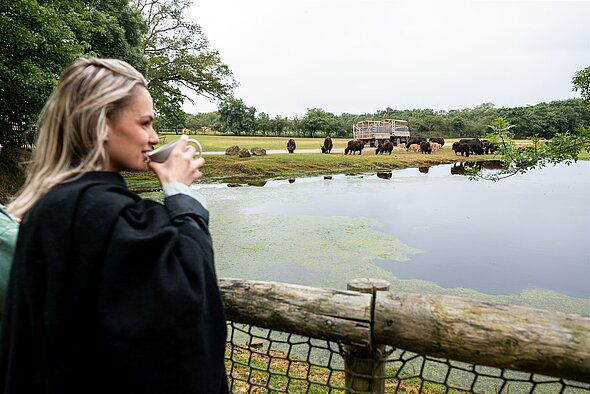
top-left (352, 119), bottom-right (410, 147)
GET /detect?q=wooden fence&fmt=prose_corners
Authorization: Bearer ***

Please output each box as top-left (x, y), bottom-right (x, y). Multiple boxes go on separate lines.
top-left (220, 278), bottom-right (590, 393)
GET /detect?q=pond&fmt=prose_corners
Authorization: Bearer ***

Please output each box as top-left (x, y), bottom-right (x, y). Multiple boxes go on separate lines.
top-left (193, 161), bottom-right (590, 315)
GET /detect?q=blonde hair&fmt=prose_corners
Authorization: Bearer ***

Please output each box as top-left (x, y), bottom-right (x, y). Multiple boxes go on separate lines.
top-left (8, 58), bottom-right (148, 217)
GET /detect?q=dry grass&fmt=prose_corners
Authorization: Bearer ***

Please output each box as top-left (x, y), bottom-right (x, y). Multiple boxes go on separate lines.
top-left (224, 343), bottom-right (462, 394)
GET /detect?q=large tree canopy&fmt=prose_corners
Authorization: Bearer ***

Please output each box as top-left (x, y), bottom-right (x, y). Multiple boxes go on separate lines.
top-left (0, 0), bottom-right (147, 144)
top-left (1, 0), bottom-right (236, 146)
top-left (0, 0), bottom-right (86, 127)
top-left (134, 0), bottom-right (237, 121)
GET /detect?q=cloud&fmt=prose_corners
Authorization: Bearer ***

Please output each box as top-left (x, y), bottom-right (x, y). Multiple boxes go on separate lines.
top-left (185, 0), bottom-right (589, 116)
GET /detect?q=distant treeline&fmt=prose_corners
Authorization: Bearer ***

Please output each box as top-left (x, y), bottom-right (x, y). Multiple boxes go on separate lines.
top-left (158, 98), bottom-right (589, 139)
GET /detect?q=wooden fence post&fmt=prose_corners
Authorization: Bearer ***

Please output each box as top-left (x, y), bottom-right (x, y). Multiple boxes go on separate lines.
top-left (344, 278), bottom-right (390, 394)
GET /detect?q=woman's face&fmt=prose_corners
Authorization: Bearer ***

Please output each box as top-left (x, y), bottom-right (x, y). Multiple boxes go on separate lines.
top-left (105, 86), bottom-right (158, 172)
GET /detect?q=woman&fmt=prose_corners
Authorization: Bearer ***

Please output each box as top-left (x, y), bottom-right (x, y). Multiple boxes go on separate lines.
top-left (0, 58), bottom-right (228, 393)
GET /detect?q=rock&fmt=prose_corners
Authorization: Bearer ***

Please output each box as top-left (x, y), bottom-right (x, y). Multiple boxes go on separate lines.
top-left (225, 146), bottom-right (240, 155)
top-left (238, 148), bottom-right (251, 158)
top-left (250, 147), bottom-right (266, 156)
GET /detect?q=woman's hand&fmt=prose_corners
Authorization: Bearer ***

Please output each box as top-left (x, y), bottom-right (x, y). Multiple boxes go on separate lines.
top-left (148, 135), bottom-right (204, 186)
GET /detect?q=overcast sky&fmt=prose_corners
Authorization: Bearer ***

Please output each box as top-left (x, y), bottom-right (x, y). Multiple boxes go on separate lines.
top-left (185, 0), bottom-right (589, 117)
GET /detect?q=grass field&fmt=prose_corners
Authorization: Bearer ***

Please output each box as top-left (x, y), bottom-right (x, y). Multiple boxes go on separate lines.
top-left (123, 134), bottom-right (492, 191)
top-left (156, 133), bottom-right (577, 153)
top-left (157, 133), bottom-right (348, 151)
top-left (121, 133), bottom-right (588, 192)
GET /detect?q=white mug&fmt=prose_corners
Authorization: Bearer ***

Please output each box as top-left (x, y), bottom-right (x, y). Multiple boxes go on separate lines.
top-left (147, 138), bottom-right (203, 163)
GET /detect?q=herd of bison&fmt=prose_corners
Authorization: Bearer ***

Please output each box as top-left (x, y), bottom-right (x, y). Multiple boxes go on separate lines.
top-left (285, 137), bottom-right (498, 156)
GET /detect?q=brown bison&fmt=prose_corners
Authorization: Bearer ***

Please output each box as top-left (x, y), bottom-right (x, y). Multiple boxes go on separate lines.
top-left (429, 137), bottom-right (445, 147)
top-left (420, 140), bottom-right (431, 154)
top-left (287, 139), bottom-right (296, 153)
top-left (481, 139), bottom-right (499, 154)
top-left (375, 140), bottom-right (394, 155)
top-left (406, 136), bottom-right (426, 149)
top-left (344, 139), bottom-right (366, 155)
top-left (321, 137), bottom-right (333, 153)
top-left (452, 142), bottom-right (470, 156)
top-left (459, 138), bottom-right (484, 155)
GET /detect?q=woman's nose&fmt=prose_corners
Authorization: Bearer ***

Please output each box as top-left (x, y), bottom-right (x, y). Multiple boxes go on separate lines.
top-left (148, 127), bottom-right (159, 145)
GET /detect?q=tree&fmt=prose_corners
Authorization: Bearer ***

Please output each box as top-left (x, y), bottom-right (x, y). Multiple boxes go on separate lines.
top-left (270, 115), bottom-right (288, 137)
top-left (451, 117), bottom-right (465, 133)
top-left (302, 108), bottom-right (332, 137)
top-left (572, 67), bottom-right (590, 104)
top-left (256, 112), bottom-right (271, 135)
top-left (475, 117), bottom-right (590, 181)
top-left (216, 98), bottom-right (256, 135)
top-left (0, 0), bottom-right (147, 145)
top-left (0, 0), bottom-right (86, 129)
top-left (134, 0), bottom-right (237, 121)
top-left (185, 111), bottom-right (217, 131)
top-left (69, 0), bottom-right (147, 72)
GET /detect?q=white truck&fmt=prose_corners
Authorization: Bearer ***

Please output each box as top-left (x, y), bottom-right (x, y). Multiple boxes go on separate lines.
top-left (352, 119), bottom-right (410, 147)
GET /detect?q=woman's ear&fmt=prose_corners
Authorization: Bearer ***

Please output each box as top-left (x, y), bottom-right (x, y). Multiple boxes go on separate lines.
top-left (104, 118), bottom-right (112, 142)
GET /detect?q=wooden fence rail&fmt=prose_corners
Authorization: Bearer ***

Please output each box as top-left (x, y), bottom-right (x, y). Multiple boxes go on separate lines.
top-left (219, 278), bottom-right (590, 386)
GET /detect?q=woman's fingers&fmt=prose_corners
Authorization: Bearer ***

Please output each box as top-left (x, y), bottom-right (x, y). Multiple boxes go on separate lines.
top-left (149, 136), bottom-right (205, 185)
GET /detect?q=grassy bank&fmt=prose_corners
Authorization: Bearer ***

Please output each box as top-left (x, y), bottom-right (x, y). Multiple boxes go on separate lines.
top-left (125, 135), bottom-right (500, 192)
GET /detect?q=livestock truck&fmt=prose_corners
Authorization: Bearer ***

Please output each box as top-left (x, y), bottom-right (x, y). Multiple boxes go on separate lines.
top-left (352, 119), bottom-right (410, 147)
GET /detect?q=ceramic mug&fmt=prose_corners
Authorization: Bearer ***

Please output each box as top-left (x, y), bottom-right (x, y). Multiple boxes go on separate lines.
top-left (147, 138), bottom-right (203, 163)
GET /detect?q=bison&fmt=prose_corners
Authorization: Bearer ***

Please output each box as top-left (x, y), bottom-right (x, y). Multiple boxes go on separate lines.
top-left (407, 143), bottom-right (420, 152)
top-left (287, 139), bottom-right (296, 153)
top-left (375, 140), bottom-right (394, 155)
top-left (481, 140), bottom-right (499, 154)
top-left (406, 136), bottom-right (426, 149)
top-left (429, 137), bottom-right (445, 147)
top-left (429, 142), bottom-right (441, 152)
top-left (420, 140), bottom-right (431, 154)
top-left (344, 139), bottom-right (366, 155)
top-left (320, 137), bottom-right (333, 153)
top-left (459, 138), bottom-right (484, 155)
top-left (452, 142), bottom-right (470, 156)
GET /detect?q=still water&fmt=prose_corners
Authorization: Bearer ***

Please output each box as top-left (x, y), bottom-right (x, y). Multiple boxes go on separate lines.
top-left (195, 161), bottom-right (590, 314)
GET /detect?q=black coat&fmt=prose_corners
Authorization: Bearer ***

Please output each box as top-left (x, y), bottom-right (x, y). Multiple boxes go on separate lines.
top-left (0, 172), bottom-right (228, 393)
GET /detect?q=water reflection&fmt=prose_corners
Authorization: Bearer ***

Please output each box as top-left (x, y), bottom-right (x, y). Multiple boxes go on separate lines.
top-left (226, 179), bottom-right (267, 187)
top-left (451, 162), bottom-right (468, 175)
top-left (480, 160), bottom-right (504, 169)
top-left (419, 166), bottom-right (429, 174)
top-left (451, 161), bottom-right (504, 175)
top-left (247, 180), bottom-right (267, 187)
top-left (376, 172), bottom-right (392, 179)
top-left (199, 162), bottom-right (590, 304)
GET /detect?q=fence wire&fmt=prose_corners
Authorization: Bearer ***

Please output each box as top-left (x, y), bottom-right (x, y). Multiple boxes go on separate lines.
top-left (226, 321), bottom-right (590, 394)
